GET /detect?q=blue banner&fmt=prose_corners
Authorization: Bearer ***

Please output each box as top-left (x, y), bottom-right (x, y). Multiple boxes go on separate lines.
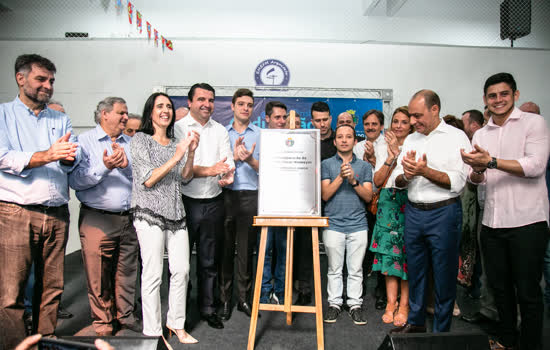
top-left (171, 96), bottom-right (382, 137)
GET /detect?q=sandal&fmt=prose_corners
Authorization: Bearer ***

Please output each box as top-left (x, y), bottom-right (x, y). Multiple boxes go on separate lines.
top-left (393, 304), bottom-right (409, 326)
top-left (382, 301), bottom-right (398, 323)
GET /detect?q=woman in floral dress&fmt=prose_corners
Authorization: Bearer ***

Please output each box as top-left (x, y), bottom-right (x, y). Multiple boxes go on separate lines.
top-left (370, 106), bottom-right (413, 326)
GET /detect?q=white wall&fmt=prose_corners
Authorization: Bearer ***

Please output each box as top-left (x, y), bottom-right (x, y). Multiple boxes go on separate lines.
top-left (1, 39), bottom-right (549, 253)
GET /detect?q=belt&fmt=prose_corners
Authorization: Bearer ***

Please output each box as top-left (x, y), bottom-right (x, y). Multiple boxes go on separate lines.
top-left (408, 196), bottom-right (459, 211)
top-left (182, 193), bottom-right (223, 203)
top-left (0, 200), bottom-right (68, 213)
top-left (81, 203), bottom-right (130, 216)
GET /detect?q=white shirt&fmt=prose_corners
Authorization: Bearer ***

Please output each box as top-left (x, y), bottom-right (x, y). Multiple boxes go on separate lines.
top-left (394, 120), bottom-right (471, 203)
top-left (353, 133), bottom-right (386, 163)
top-left (175, 115), bottom-right (234, 199)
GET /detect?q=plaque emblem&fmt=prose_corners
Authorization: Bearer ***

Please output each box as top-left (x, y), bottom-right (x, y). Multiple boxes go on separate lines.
top-left (285, 137), bottom-right (295, 147)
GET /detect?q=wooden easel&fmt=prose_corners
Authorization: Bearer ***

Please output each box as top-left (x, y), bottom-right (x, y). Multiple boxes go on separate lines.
top-left (247, 216), bottom-right (328, 350)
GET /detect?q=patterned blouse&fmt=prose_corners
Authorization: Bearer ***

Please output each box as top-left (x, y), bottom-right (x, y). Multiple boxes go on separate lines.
top-left (130, 132), bottom-right (190, 231)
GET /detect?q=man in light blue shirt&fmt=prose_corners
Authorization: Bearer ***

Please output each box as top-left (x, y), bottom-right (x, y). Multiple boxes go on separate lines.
top-left (218, 89), bottom-right (260, 320)
top-left (69, 97), bottom-right (140, 336)
top-left (0, 54), bottom-right (80, 349)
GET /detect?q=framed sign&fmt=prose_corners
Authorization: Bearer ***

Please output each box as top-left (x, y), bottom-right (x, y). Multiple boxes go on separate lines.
top-left (258, 129), bottom-right (321, 216)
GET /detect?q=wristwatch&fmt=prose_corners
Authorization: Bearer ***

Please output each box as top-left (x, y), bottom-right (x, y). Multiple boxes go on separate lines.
top-left (351, 180), bottom-right (359, 187)
top-left (487, 157), bottom-right (497, 169)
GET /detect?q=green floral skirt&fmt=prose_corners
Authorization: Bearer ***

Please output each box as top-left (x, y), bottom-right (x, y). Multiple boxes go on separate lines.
top-left (370, 188), bottom-right (408, 280)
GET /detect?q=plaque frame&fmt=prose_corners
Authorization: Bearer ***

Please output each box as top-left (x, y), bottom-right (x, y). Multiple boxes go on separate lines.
top-left (258, 128), bottom-right (321, 216)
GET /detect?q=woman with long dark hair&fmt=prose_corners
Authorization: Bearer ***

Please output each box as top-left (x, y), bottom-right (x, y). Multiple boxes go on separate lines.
top-left (130, 92), bottom-right (199, 344)
top-left (370, 106), bottom-right (413, 327)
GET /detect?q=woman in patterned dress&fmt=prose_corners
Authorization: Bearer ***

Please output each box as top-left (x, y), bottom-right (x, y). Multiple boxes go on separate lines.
top-left (370, 106), bottom-right (413, 326)
top-left (130, 92), bottom-right (199, 345)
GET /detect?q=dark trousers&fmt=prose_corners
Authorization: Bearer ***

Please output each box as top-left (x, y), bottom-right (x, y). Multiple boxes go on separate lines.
top-left (404, 201), bottom-right (462, 332)
top-left (481, 221), bottom-right (549, 350)
top-left (294, 227), bottom-right (313, 295)
top-left (79, 207), bottom-right (138, 333)
top-left (183, 194), bottom-right (224, 315)
top-left (219, 190), bottom-right (258, 304)
top-left (0, 202), bottom-right (69, 350)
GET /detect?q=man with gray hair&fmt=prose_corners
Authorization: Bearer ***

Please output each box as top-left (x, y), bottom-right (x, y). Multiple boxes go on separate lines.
top-left (124, 113), bottom-right (142, 137)
top-left (69, 97), bottom-right (141, 336)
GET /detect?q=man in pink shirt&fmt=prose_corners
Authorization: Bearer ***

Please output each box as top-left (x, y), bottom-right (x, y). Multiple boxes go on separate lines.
top-left (461, 72), bottom-right (549, 350)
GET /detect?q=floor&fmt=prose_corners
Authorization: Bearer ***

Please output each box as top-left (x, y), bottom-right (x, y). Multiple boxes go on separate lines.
top-left (53, 251), bottom-right (550, 350)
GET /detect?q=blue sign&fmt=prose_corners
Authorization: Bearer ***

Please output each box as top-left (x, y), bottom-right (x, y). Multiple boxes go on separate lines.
top-left (254, 59), bottom-right (290, 86)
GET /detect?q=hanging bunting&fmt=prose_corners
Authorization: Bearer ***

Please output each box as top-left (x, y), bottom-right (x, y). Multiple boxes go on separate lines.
top-left (166, 40), bottom-right (173, 51)
top-left (154, 29), bottom-right (159, 47)
top-left (136, 11), bottom-right (142, 33)
top-left (127, 2), bottom-right (133, 24)
top-left (146, 21), bottom-right (151, 39)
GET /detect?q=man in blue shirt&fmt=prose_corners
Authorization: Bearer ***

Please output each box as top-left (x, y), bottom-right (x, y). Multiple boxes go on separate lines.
top-left (0, 54), bottom-right (80, 349)
top-left (321, 125), bottom-right (373, 325)
top-left (218, 89), bottom-right (260, 320)
top-left (69, 97), bottom-right (140, 336)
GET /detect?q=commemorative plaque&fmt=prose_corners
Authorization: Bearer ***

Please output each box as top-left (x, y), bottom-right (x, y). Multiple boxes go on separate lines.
top-left (258, 129), bottom-right (320, 216)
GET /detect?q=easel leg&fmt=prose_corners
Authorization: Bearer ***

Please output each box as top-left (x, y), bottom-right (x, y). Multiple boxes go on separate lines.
top-left (285, 227), bottom-right (295, 325)
top-left (312, 227), bottom-right (325, 350)
top-left (248, 226), bottom-right (268, 350)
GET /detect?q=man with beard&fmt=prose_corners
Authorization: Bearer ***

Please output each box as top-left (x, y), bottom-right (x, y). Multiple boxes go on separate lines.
top-left (0, 54), bottom-right (80, 349)
top-left (311, 102), bottom-right (336, 161)
top-left (69, 97), bottom-right (141, 336)
top-left (175, 83), bottom-right (234, 329)
top-left (461, 73), bottom-right (549, 350)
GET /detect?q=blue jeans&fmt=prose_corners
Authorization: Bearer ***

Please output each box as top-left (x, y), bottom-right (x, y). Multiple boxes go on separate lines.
top-left (323, 229), bottom-right (368, 308)
top-left (259, 227), bottom-right (287, 296)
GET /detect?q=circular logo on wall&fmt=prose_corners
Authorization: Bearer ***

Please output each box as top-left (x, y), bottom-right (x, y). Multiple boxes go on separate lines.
top-left (254, 59), bottom-right (290, 86)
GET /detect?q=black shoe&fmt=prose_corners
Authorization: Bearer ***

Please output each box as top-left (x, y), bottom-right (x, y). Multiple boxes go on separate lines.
top-left (57, 306), bottom-right (73, 319)
top-left (201, 313), bottom-right (224, 329)
top-left (461, 312), bottom-right (494, 324)
top-left (295, 293), bottom-right (312, 306)
top-left (237, 302), bottom-right (253, 317)
top-left (323, 306), bottom-right (341, 323)
top-left (389, 323), bottom-right (427, 334)
top-left (219, 302), bottom-right (232, 321)
top-left (119, 319), bottom-right (143, 333)
top-left (23, 311), bottom-right (33, 336)
top-left (349, 307), bottom-right (367, 325)
top-left (375, 296), bottom-right (387, 310)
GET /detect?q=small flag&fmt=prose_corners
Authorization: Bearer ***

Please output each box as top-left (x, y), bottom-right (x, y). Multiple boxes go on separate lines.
top-left (146, 21), bottom-right (151, 39)
top-left (161, 36), bottom-right (166, 51)
top-left (115, 0), bottom-right (122, 10)
top-left (154, 29), bottom-right (158, 46)
top-left (166, 40), bottom-right (173, 51)
top-left (136, 11), bottom-right (142, 33)
top-left (127, 2), bottom-right (133, 24)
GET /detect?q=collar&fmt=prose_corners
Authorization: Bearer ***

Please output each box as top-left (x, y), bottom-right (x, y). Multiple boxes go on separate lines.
top-left (335, 152), bottom-right (357, 163)
top-left (227, 121), bottom-right (259, 133)
top-left (14, 95), bottom-right (47, 117)
top-left (185, 114), bottom-right (213, 128)
top-left (95, 124), bottom-right (129, 143)
top-left (486, 107), bottom-right (522, 128)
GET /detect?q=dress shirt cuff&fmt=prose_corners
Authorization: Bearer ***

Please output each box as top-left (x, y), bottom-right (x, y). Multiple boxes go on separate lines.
top-left (517, 156), bottom-right (546, 178)
top-left (91, 160), bottom-right (110, 179)
top-left (467, 169), bottom-right (486, 185)
top-left (16, 151), bottom-right (35, 177)
top-left (447, 170), bottom-right (467, 195)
